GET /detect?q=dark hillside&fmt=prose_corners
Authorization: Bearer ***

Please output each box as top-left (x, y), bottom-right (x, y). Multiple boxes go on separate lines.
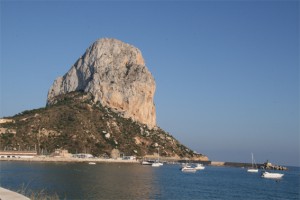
top-left (0, 92), bottom-right (208, 160)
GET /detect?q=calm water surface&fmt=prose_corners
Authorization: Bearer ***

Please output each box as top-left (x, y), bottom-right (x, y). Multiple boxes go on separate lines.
top-left (0, 161), bottom-right (299, 199)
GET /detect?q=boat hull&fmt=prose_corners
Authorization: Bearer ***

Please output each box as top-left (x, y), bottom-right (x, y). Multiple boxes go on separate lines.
top-left (181, 167), bottom-right (196, 173)
top-left (141, 161), bottom-right (153, 165)
top-left (152, 163), bottom-right (163, 167)
top-left (261, 172), bottom-right (284, 179)
top-left (247, 168), bottom-right (258, 173)
top-left (194, 164), bottom-right (205, 170)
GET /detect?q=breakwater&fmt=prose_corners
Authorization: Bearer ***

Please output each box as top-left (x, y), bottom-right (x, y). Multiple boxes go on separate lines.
top-left (210, 161), bottom-right (288, 170)
top-left (0, 157), bottom-right (288, 170)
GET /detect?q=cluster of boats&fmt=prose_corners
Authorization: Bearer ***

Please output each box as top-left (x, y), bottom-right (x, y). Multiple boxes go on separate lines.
top-left (142, 153), bottom-right (285, 179)
top-left (247, 167), bottom-right (284, 179)
top-left (247, 153), bottom-right (284, 179)
top-left (142, 160), bottom-right (206, 172)
top-left (247, 166), bottom-right (284, 179)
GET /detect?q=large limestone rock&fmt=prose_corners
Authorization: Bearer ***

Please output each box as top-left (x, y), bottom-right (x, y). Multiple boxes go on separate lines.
top-left (47, 38), bottom-right (156, 128)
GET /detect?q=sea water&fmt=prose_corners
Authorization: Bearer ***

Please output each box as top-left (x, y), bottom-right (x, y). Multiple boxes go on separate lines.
top-left (0, 161), bottom-right (299, 199)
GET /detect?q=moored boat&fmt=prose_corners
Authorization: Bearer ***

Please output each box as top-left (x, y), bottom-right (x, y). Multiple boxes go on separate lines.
top-left (141, 160), bottom-right (153, 165)
top-left (261, 171), bottom-right (284, 179)
top-left (151, 148), bottom-right (163, 167)
top-left (247, 153), bottom-right (258, 173)
top-left (247, 168), bottom-right (258, 173)
top-left (181, 165), bottom-right (196, 173)
top-left (181, 166), bottom-right (196, 173)
top-left (152, 162), bottom-right (161, 167)
top-left (194, 163), bottom-right (205, 170)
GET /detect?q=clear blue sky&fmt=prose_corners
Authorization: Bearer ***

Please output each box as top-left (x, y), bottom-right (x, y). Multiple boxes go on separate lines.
top-left (1, 0), bottom-right (299, 166)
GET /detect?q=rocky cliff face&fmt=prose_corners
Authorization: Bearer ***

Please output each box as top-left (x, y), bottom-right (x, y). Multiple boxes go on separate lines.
top-left (47, 38), bottom-right (156, 128)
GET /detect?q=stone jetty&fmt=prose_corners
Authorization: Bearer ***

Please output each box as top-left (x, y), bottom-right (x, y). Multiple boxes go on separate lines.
top-left (262, 161), bottom-right (288, 170)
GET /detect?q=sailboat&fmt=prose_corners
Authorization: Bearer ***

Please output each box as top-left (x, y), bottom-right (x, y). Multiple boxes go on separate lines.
top-left (152, 148), bottom-right (163, 167)
top-left (247, 153), bottom-right (258, 173)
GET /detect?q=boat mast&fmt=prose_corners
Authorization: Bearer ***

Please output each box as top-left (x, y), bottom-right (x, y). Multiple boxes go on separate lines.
top-left (158, 148), bottom-right (160, 162)
top-left (251, 153), bottom-right (253, 168)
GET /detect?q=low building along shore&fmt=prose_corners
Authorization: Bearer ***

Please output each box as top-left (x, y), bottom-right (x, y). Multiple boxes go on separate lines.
top-left (0, 151), bottom-right (37, 158)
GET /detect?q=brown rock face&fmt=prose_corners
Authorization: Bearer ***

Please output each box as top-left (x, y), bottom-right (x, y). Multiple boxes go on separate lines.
top-left (47, 38), bottom-right (156, 128)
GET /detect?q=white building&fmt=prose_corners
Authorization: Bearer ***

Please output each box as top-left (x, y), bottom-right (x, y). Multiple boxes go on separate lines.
top-left (0, 151), bottom-right (37, 158)
top-left (72, 153), bottom-right (94, 159)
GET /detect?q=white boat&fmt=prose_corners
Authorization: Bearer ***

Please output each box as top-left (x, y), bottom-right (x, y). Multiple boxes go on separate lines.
top-left (247, 153), bottom-right (258, 173)
top-left (88, 162), bottom-right (96, 165)
top-left (261, 171), bottom-right (284, 179)
top-left (247, 168), bottom-right (258, 173)
top-left (151, 148), bottom-right (163, 167)
top-left (181, 166), bottom-right (196, 173)
top-left (152, 162), bottom-right (161, 167)
top-left (194, 163), bottom-right (205, 170)
top-left (151, 160), bottom-right (163, 167)
top-left (141, 160), bottom-right (153, 165)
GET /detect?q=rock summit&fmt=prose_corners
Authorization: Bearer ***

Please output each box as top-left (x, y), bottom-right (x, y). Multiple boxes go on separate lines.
top-left (47, 38), bottom-right (156, 128)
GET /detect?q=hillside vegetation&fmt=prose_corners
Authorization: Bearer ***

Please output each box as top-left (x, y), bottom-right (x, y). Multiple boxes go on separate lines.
top-left (0, 92), bottom-right (207, 160)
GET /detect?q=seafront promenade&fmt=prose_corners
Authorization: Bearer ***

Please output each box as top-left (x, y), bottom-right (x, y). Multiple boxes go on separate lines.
top-left (0, 156), bottom-right (139, 163)
top-left (0, 187), bottom-right (30, 200)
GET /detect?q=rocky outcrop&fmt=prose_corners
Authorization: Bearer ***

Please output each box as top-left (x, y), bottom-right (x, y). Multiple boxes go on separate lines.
top-left (47, 38), bottom-right (156, 128)
top-left (262, 161), bottom-right (288, 170)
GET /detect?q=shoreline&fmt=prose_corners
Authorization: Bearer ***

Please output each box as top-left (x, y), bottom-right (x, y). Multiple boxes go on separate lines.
top-left (0, 158), bottom-right (289, 170)
top-left (0, 157), bottom-right (139, 163)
